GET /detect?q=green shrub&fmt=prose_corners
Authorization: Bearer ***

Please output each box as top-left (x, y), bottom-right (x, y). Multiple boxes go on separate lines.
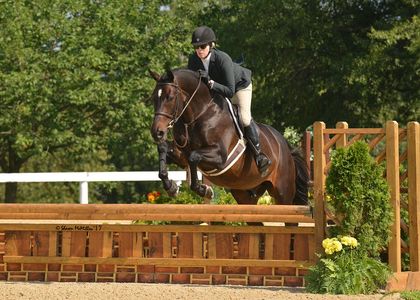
top-left (306, 141), bottom-right (393, 294)
top-left (326, 141), bottom-right (393, 257)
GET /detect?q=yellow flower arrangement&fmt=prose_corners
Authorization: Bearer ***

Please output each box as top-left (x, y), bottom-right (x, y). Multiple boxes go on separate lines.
top-left (322, 236), bottom-right (358, 255)
top-left (340, 235), bottom-right (358, 248)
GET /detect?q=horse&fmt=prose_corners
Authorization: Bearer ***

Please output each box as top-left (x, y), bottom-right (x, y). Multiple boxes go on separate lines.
top-left (149, 68), bottom-right (308, 206)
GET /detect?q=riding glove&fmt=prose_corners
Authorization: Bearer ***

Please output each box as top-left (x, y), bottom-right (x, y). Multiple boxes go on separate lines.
top-left (198, 69), bottom-right (210, 85)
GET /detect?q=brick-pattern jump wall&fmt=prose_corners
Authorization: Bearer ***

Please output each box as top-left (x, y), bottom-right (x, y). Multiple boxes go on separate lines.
top-left (0, 228), bottom-right (313, 287)
top-left (1, 262), bottom-right (309, 286)
top-left (0, 233), bottom-right (5, 281)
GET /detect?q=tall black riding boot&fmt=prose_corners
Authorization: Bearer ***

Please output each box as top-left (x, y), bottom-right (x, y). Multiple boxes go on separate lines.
top-left (244, 120), bottom-right (272, 176)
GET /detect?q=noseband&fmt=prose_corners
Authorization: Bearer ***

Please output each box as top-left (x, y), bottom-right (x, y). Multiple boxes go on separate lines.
top-left (155, 77), bottom-right (201, 128)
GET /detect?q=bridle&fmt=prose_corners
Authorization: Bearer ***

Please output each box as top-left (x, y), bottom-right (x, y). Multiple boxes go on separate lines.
top-left (155, 76), bottom-right (201, 129)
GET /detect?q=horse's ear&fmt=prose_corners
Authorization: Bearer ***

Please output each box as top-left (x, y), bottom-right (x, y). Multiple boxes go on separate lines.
top-left (148, 69), bottom-right (161, 81)
top-left (166, 69), bottom-right (175, 82)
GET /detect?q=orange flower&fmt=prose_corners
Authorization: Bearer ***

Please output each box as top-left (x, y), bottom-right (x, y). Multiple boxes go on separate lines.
top-left (147, 193), bottom-right (156, 203)
top-left (147, 191), bottom-right (160, 203)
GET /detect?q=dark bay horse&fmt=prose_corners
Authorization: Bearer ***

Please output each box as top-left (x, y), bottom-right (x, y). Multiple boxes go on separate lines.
top-left (149, 68), bottom-right (308, 205)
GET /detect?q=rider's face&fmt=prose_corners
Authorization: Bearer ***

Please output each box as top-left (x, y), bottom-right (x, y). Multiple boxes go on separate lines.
top-left (195, 44), bottom-right (210, 59)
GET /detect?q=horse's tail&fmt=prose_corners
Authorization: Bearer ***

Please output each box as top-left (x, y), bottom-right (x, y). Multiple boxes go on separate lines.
top-left (290, 147), bottom-right (309, 205)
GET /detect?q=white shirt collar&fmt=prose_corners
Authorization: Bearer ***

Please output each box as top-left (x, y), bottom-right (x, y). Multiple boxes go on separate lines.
top-left (200, 52), bottom-right (212, 72)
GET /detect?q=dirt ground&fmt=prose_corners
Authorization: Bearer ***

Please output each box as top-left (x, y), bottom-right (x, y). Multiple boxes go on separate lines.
top-left (0, 282), bottom-right (403, 300)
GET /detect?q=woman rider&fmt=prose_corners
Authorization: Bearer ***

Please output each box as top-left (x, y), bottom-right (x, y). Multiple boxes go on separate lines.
top-left (187, 26), bottom-right (271, 176)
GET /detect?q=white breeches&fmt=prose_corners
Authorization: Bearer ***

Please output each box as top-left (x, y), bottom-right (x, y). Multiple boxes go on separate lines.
top-left (231, 83), bottom-right (253, 127)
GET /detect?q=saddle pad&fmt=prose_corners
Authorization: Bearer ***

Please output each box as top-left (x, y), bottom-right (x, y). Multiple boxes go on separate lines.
top-left (199, 138), bottom-right (246, 177)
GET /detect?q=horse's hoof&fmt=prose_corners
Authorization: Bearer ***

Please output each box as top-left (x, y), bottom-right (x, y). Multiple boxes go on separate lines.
top-left (167, 181), bottom-right (179, 197)
top-left (257, 154), bottom-right (271, 177)
top-left (203, 185), bottom-right (214, 202)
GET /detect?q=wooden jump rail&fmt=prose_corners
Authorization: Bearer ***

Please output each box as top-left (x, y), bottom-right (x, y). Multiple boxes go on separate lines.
top-left (0, 204), bottom-right (313, 223)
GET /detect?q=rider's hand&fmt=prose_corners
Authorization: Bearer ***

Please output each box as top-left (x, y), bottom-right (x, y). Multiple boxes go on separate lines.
top-left (198, 69), bottom-right (210, 85)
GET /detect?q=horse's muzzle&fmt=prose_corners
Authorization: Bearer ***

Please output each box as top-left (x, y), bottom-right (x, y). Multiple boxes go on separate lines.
top-left (151, 123), bottom-right (167, 143)
top-left (155, 129), bottom-right (166, 142)
top-left (151, 115), bottom-right (171, 142)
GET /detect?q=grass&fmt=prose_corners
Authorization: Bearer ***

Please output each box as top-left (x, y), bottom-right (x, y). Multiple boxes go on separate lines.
top-left (401, 291), bottom-right (420, 300)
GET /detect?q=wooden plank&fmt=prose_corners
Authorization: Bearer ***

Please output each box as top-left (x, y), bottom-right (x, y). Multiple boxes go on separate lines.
top-left (215, 233), bottom-right (233, 259)
top-left (324, 128), bottom-right (385, 134)
top-left (368, 134), bottom-right (386, 151)
top-left (148, 232), bottom-right (163, 258)
top-left (293, 234), bottom-right (309, 260)
top-left (61, 232), bottom-right (72, 257)
top-left (386, 121), bottom-right (401, 272)
top-left (192, 233), bottom-right (203, 259)
top-left (408, 122), bottom-right (420, 271)
top-left (272, 234), bottom-right (291, 260)
top-left (264, 234), bottom-right (274, 260)
top-left (5, 232), bottom-right (31, 256)
top-left (88, 232), bottom-right (104, 257)
top-left (236, 233), bottom-right (250, 259)
top-left (324, 134), bottom-right (341, 152)
top-left (313, 121), bottom-right (327, 257)
top-left (162, 233), bottom-right (171, 258)
top-left (207, 233), bottom-right (217, 259)
top-left (3, 255), bottom-right (313, 268)
top-left (102, 231), bottom-right (113, 258)
top-left (33, 232), bottom-right (49, 256)
top-left (307, 234), bottom-right (316, 262)
top-left (132, 232), bottom-right (143, 258)
top-left (177, 232), bottom-right (193, 258)
top-left (0, 203), bottom-right (312, 216)
top-left (70, 231), bottom-right (87, 257)
top-left (118, 232), bottom-right (134, 258)
top-left (0, 213), bottom-right (313, 223)
top-left (0, 224), bottom-right (315, 234)
top-left (248, 233), bottom-right (260, 259)
top-left (48, 232), bottom-right (57, 256)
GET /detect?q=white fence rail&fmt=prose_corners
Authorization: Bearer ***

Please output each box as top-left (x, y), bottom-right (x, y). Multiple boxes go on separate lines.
top-left (0, 171), bottom-right (201, 204)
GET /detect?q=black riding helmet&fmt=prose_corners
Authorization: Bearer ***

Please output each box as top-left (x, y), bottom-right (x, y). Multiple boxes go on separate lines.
top-left (191, 26), bottom-right (216, 46)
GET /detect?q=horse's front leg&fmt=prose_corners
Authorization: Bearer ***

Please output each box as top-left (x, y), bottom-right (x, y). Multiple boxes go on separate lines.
top-left (188, 150), bottom-right (220, 202)
top-left (157, 142), bottom-right (178, 196)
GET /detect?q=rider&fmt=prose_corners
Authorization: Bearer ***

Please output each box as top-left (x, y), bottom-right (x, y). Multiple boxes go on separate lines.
top-left (187, 25), bottom-right (271, 176)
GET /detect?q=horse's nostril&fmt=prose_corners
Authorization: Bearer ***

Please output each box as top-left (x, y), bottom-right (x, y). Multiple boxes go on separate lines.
top-left (157, 130), bottom-right (164, 139)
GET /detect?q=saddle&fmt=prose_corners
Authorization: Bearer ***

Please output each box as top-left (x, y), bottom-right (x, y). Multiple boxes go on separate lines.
top-left (224, 97), bottom-right (244, 139)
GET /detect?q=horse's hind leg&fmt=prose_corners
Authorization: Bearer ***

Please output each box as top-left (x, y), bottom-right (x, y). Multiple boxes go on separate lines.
top-left (188, 151), bottom-right (214, 202)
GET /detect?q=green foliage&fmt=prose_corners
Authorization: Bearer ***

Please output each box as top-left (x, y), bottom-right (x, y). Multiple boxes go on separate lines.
top-left (283, 126), bottom-right (303, 148)
top-left (306, 141), bottom-right (393, 294)
top-left (210, 1), bottom-right (418, 130)
top-left (0, 0), bottom-right (198, 202)
top-left (306, 249), bottom-right (391, 294)
top-left (401, 291), bottom-right (420, 300)
top-left (326, 141), bottom-right (393, 256)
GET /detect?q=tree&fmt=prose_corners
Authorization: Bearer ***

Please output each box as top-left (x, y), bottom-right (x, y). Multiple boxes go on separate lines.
top-left (349, 2), bottom-right (419, 124)
top-left (203, 0), bottom-right (419, 131)
top-left (0, 0), bottom-right (197, 202)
